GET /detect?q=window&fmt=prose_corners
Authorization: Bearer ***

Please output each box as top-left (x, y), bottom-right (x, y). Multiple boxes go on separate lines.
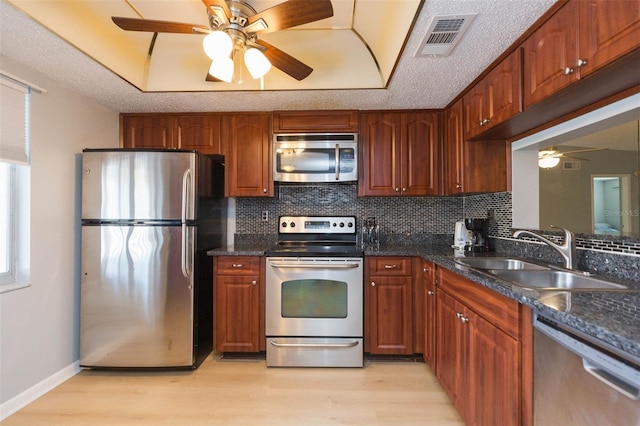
top-left (0, 72), bottom-right (34, 292)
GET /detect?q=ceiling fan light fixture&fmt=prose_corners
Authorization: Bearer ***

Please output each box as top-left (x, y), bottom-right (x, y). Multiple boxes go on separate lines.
top-left (539, 156), bottom-right (560, 169)
top-left (203, 31), bottom-right (233, 60)
top-left (244, 47), bottom-right (271, 79)
top-left (209, 57), bottom-right (234, 82)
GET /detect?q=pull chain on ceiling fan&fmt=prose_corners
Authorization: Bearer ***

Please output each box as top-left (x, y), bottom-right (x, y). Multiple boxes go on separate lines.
top-left (112, 0), bottom-right (334, 83)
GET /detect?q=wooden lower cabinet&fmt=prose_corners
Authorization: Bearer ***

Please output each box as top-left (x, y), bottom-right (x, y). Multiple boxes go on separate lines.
top-left (436, 267), bottom-right (530, 426)
top-left (365, 257), bottom-right (414, 354)
top-left (213, 256), bottom-right (264, 353)
top-left (422, 259), bottom-right (437, 370)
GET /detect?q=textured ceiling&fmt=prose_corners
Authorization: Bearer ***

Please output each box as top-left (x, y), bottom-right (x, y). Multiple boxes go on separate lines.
top-left (0, 0), bottom-right (556, 113)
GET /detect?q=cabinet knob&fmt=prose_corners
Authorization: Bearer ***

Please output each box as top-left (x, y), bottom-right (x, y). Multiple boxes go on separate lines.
top-left (456, 312), bottom-right (469, 323)
top-left (576, 58), bottom-right (588, 68)
top-left (232, 264), bottom-right (243, 268)
top-left (564, 67), bottom-right (575, 75)
top-left (423, 267), bottom-right (430, 273)
top-left (251, 280), bottom-right (257, 286)
top-left (427, 290), bottom-right (435, 296)
top-left (479, 118), bottom-right (490, 126)
top-left (370, 282), bottom-right (376, 287)
top-left (395, 188), bottom-right (400, 192)
top-left (455, 183), bottom-right (462, 189)
top-left (262, 188), bottom-right (267, 193)
top-left (402, 187), bottom-right (406, 192)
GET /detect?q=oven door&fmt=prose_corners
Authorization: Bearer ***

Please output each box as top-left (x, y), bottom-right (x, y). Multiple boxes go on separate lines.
top-left (265, 257), bottom-right (363, 337)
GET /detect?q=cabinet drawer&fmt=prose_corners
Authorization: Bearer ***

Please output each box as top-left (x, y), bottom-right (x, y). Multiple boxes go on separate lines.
top-left (368, 257), bottom-right (412, 276)
top-left (216, 256), bottom-right (261, 275)
top-left (437, 267), bottom-right (520, 339)
top-left (272, 110), bottom-right (359, 133)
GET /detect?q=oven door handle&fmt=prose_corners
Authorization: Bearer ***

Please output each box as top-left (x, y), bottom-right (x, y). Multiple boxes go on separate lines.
top-left (269, 262), bottom-right (361, 269)
top-left (269, 340), bottom-right (360, 348)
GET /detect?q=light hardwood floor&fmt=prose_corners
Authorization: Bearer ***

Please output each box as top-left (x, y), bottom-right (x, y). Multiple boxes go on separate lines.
top-left (2, 353), bottom-right (464, 426)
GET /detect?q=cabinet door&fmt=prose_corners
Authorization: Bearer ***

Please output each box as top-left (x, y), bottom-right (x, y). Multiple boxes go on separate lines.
top-left (463, 83), bottom-right (485, 140)
top-left (468, 310), bottom-right (520, 426)
top-left (176, 115), bottom-right (222, 154)
top-left (366, 275), bottom-right (414, 354)
top-left (443, 99), bottom-right (464, 195)
top-left (402, 112), bottom-right (440, 196)
top-left (523, 1), bottom-right (579, 108)
top-left (578, 0), bottom-right (640, 77)
top-left (272, 110), bottom-right (358, 133)
top-left (222, 113), bottom-right (272, 197)
top-left (484, 49), bottom-right (522, 131)
top-left (214, 274), bottom-right (260, 352)
top-left (436, 290), bottom-right (467, 417)
top-left (121, 115), bottom-right (175, 149)
top-left (422, 260), bottom-right (437, 369)
top-left (359, 112), bottom-right (402, 196)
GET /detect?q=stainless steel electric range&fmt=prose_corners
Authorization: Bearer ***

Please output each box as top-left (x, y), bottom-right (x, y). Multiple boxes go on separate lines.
top-left (265, 216), bottom-right (364, 367)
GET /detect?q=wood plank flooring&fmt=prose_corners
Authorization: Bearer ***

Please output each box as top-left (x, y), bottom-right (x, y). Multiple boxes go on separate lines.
top-left (2, 353), bottom-right (464, 426)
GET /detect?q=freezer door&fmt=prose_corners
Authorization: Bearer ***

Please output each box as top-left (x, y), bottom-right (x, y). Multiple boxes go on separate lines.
top-left (82, 150), bottom-right (196, 221)
top-left (80, 224), bottom-right (195, 368)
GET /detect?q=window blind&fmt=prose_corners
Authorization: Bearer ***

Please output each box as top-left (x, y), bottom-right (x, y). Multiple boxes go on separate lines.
top-left (0, 75), bottom-right (30, 165)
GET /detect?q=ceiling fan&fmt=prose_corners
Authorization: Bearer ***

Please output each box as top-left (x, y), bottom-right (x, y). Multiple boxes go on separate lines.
top-left (538, 146), bottom-right (608, 168)
top-left (111, 0), bottom-right (334, 83)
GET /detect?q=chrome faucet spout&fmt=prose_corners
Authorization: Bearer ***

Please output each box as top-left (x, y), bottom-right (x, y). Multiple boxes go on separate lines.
top-left (513, 226), bottom-right (576, 270)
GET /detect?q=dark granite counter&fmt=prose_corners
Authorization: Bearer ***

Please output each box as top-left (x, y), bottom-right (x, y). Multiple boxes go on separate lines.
top-left (208, 242), bottom-right (640, 359)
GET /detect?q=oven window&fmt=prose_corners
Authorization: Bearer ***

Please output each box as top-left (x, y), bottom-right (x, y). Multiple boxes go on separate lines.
top-left (281, 279), bottom-right (347, 318)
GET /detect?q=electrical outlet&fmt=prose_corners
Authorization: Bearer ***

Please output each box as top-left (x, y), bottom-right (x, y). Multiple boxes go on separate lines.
top-left (261, 211), bottom-right (269, 221)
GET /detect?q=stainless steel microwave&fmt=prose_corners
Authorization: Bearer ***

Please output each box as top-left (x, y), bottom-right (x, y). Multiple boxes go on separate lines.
top-left (273, 133), bottom-right (358, 183)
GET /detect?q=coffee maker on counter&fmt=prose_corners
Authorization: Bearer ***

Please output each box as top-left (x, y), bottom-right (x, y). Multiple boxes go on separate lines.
top-left (464, 218), bottom-right (490, 252)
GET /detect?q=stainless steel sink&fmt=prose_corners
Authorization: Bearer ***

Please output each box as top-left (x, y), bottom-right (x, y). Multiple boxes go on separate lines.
top-left (488, 270), bottom-right (628, 291)
top-left (454, 257), bottom-right (550, 271)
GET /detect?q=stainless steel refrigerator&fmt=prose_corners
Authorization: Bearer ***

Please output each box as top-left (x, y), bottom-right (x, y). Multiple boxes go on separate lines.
top-left (80, 149), bottom-right (225, 369)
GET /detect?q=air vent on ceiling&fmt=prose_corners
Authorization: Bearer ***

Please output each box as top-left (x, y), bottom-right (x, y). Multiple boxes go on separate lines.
top-left (415, 13), bottom-right (478, 57)
top-left (563, 161), bottom-right (581, 170)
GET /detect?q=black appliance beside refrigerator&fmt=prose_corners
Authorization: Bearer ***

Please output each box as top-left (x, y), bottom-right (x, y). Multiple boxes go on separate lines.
top-left (79, 149), bottom-right (225, 369)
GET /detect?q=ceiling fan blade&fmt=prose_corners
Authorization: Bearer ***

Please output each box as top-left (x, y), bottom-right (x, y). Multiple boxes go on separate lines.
top-left (112, 17), bottom-right (208, 34)
top-left (247, 0), bottom-right (333, 34)
top-left (201, 0), bottom-right (231, 24)
top-left (256, 40), bottom-right (313, 81)
top-left (561, 147), bottom-right (608, 155)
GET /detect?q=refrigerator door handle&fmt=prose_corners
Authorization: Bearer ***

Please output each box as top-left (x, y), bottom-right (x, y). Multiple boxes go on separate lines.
top-left (181, 169), bottom-right (192, 278)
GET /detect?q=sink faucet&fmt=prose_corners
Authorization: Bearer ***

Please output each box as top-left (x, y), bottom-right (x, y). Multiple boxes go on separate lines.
top-left (513, 225), bottom-right (576, 270)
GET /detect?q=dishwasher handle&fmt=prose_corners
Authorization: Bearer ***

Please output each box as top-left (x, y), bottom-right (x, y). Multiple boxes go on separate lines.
top-left (534, 312), bottom-right (640, 401)
top-left (583, 359), bottom-right (640, 400)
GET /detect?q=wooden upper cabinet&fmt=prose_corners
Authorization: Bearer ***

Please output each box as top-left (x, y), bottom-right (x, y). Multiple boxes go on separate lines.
top-left (175, 115), bottom-right (222, 154)
top-left (524, 0), bottom-right (640, 108)
top-left (121, 114), bottom-right (224, 154)
top-left (578, 0), bottom-right (640, 77)
top-left (464, 49), bottom-right (522, 139)
top-left (272, 110), bottom-right (359, 133)
top-left (121, 115), bottom-right (175, 149)
top-left (359, 111), bottom-right (439, 197)
top-left (443, 99), bottom-right (464, 195)
top-left (222, 113), bottom-right (272, 197)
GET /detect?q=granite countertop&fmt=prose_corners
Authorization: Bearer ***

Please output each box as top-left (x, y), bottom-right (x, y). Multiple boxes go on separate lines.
top-left (208, 242), bottom-right (640, 359)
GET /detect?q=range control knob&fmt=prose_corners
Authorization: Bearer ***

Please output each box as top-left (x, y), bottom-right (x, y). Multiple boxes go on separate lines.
top-left (290, 222), bottom-right (296, 228)
top-left (332, 222), bottom-right (337, 227)
top-left (281, 222), bottom-right (287, 228)
top-left (347, 222), bottom-right (354, 228)
top-left (339, 222), bottom-right (345, 227)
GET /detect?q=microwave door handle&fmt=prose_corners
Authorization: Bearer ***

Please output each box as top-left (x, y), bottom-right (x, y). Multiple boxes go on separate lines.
top-left (335, 144), bottom-right (340, 180)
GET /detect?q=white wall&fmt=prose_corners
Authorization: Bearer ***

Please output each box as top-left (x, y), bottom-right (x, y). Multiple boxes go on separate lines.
top-left (0, 58), bottom-right (118, 416)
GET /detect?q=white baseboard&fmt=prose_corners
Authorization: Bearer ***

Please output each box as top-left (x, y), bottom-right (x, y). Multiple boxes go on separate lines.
top-left (0, 361), bottom-right (80, 421)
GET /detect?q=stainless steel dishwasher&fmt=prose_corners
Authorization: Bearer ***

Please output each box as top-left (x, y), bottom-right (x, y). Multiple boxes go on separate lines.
top-left (533, 312), bottom-right (640, 425)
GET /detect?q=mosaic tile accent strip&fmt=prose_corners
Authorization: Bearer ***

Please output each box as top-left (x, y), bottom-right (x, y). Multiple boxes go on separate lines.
top-left (236, 183), bottom-right (463, 238)
top-left (235, 187), bottom-right (640, 258)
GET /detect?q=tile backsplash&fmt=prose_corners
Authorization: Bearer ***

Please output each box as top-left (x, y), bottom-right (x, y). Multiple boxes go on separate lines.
top-left (235, 184), bottom-right (640, 271)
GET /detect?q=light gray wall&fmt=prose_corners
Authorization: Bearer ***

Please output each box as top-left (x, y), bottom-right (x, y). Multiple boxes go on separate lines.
top-left (0, 58), bottom-right (118, 410)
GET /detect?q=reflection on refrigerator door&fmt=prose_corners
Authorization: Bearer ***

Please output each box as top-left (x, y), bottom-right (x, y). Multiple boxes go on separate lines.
top-left (80, 224), bottom-right (194, 368)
